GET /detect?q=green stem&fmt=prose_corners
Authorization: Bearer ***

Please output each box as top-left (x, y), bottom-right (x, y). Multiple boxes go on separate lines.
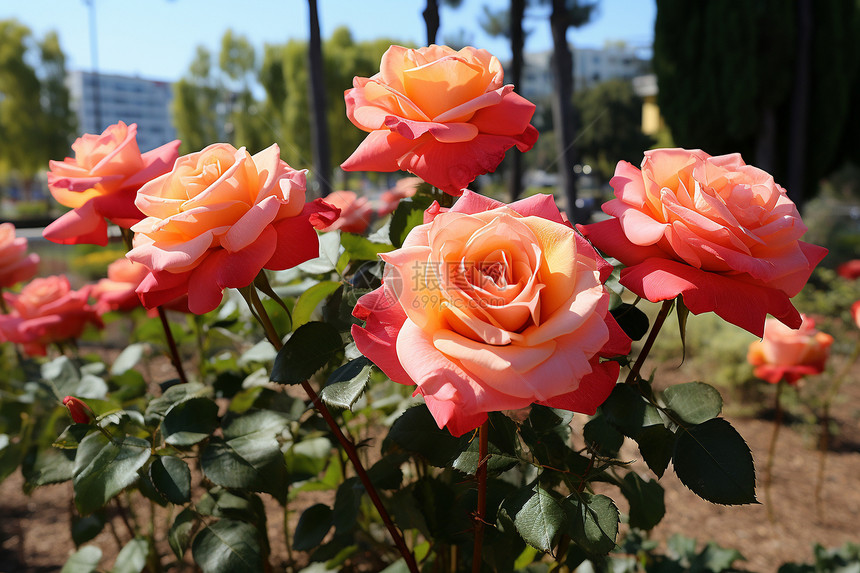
top-left (765, 380), bottom-right (784, 523)
top-left (242, 281), bottom-right (418, 573)
top-left (472, 421), bottom-right (489, 573)
top-left (624, 299), bottom-right (674, 385)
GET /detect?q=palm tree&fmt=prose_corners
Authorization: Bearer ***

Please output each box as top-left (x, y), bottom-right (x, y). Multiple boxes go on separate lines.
top-left (307, 0), bottom-right (332, 196)
top-left (546, 0), bottom-right (596, 221)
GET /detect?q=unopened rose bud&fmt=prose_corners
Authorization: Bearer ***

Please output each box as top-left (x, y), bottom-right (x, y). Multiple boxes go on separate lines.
top-left (63, 396), bottom-right (93, 424)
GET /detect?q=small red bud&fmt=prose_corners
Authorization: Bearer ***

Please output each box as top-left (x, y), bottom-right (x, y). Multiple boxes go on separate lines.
top-left (63, 396), bottom-right (92, 424)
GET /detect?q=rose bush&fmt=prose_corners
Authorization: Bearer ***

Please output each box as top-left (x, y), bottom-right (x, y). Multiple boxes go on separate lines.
top-left (353, 190), bottom-right (630, 435)
top-left (341, 45), bottom-right (538, 195)
top-left (44, 122), bottom-right (180, 245)
top-left (320, 190), bottom-right (374, 234)
top-left (0, 223), bottom-right (39, 289)
top-left (580, 148), bottom-right (827, 336)
top-left (747, 315), bottom-right (833, 385)
top-left (126, 143), bottom-right (339, 314)
top-left (0, 275), bottom-right (102, 356)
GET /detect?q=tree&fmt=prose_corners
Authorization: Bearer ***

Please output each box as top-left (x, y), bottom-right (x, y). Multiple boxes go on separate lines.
top-left (573, 78), bottom-right (654, 180)
top-left (306, 0), bottom-right (332, 196)
top-left (545, 0), bottom-right (596, 221)
top-left (422, 0), bottom-right (465, 45)
top-left (653, 0), bottom-right (860, 210)
top-left (0, 20), bottom-right (75, 201)
top-left (172, 47), bottom-right (220, 154)
top-left (479, 1), bottom-right (529, 200)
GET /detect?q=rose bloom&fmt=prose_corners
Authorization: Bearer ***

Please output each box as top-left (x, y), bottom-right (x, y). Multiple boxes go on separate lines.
top-left (852, 300), bottom-right (860, 329)
top-left (0, 223), bottom-right (39, 289)
top-left (580, 149), bottom-right (827, 337)
top-left (341, 45), bottom-right (539, 196)
top-left (0, 275), bottom-right (103, 356)
top-left (748, 315), bottom-right (833, 385)
top-left (126, 143), bottom-right (339, 314)
top-left (352, 191), bottom-right (631, 436)
top-left (320, 190), bottom-right (374, 234)
top-left (63, 396), bottom-right (93, 424)
top-left (44, 122), bottom-right (180, 246)
top-left (837, 260), bottom-right (860, 280)
top-left (377, 177), bottom-right (421, 217)
top-left (91, 258), bottom-right (189, 314)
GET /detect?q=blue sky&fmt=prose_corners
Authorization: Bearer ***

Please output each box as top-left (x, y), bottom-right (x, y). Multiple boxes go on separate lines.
top-left (4, 0), bottom-right (655, 81)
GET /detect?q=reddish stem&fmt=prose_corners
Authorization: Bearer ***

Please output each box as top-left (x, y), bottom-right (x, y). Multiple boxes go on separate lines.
top-left (472, 420), bottom-right (489, 573)
top-left (624, 299), bottom-right (674, 385)
top-left (156, 306), bottom-right (189, 385)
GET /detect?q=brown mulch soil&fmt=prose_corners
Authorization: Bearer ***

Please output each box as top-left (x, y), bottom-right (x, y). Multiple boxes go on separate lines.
top-left (1, 356), bottom-right (858, 572)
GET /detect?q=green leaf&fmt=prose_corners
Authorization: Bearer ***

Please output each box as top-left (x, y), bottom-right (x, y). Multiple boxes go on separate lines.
top-left (72, 511), bottom-right (106, 546)
top-left (453, 412), bottom-right (521, 475)
top-left (23, 447), bottom-right (75, 491)
top-left (191, 519), bottom-right (262, 573)
top-left (341, 232), bottom-right (394, 260)
top-left (51, 424), bottom-right (95, 450)
top-left (110, 343), bottom-right (146, 376)
top-left (319, 357), bottom-right (372, 410)
top-left (150, 456), bottom-right (191, 504)
top-left (583, 414), bottom-right (624, 457)
top-left (366, 454), bottom-right (405, 490)
top-left (145, 382), bottom-right (210, 426)
top-left (112, 537), bottom-right (148, 573)
top-left (333, 477), bottom-right (364, 535)
top-left (162, 397), bottom-right (219, 447)
top-left (610, 303), bottom-right (650, 341)
top-left (383, 405), bottom-right (464, 467)
top-left (634, 425), bottom-right (676, 478)
top-left (292, 281), bottom-right (342, 329)
top-left (662, 382), bottom-right (723, 425)
top-left (672, 418), bottom-right (757, 505)
top-left (61, 545), bottom-right (102, 573)
top-left (700, 541), bottom-right (746, 570)
top-left (600, 384), bottom-right (648, 438)
top-left (168, 508), bottom-right (196, 560)
top-left (271, 322), bottom-right (343, 385)
top-left (293, 503), bottom-right (333, 551)
top-left (201, 411), bottom-right (289, 498)
top-left (389, 195), bottom-right (434, 248)
top-left (512, 487), bottom-right (566, 552)
top-left (73, 434), bottom-right (151, 515)
top-left (565, 493), bottom-right (619, 555)
top-left (619, 472), bottom-right (665, 530)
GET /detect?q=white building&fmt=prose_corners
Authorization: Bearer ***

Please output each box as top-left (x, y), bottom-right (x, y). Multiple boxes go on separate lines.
top-left (66, 71), bottom-right (176, 152)
top-left (517, 44), bottom-right (649, 101)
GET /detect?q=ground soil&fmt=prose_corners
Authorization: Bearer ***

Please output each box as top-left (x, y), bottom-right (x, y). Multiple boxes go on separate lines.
top-left (1, 354), bottom-right (858, 573)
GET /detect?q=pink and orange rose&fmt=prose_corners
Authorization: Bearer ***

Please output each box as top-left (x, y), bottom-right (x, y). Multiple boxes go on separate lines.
top-left (0, 275), bottom-right (102, 356)
top-left (44, 122), bottom-right (180, 245)
top-left (580, 149), bottom-right (827, 337)
top-left (90, 258), bottom-right (189, 314)
top-left (126, 143), bottom-right (338, 314)
top-left (0, 223), bottom-right (39, 289)
top-left (747, 315), bottom-right (833, 385)
top-left (352, 191), bottom-right (630, 436)
top-left (341, 45), bottom-right (538, 196)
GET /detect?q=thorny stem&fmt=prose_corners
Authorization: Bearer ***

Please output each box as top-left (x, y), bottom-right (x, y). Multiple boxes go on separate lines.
top-left (121, 226), bottom-right (189, 386)
top-left (472, 421), bottom-right (489, 573)
top-left (765, 380), bottom-right (784, 523)
top-left (624, 299), bottom-right (674, 385)
top-left (242, 281), bottom-right (419, 573)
